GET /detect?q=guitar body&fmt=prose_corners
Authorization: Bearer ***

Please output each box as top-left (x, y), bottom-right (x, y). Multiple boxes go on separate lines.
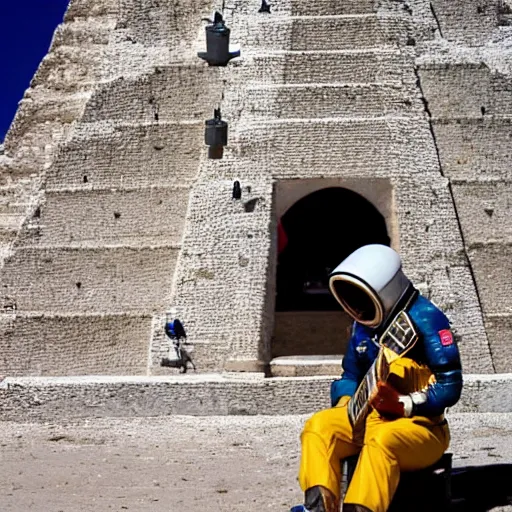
top-left (347, 311), bottom-right (419, 443)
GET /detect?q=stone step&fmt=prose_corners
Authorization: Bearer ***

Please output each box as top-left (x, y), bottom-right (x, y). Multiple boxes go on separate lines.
top-left (119, 0), bottom-right (213, 49)
top-left (64, 0), bottom-right (118, 22)
top-left (468, 243), bottom-right (512, 317)
top-left (0, 228), bottom-right (18, 265)
top-left (485, 314), bottom-right (512, 373)
top-left (236, 117), bottom-right (427, 176)
top-left (293, 0), bottom-right (406, 15)
top-left (249, 49), bottom-right (409, 86)
top-left (0, 245), bottom-right (179, 314)
top-left (428, 0), bottom-right (503, 44)
top-left (46, 122), bottom-right (203, 190)
top-left (82, 65), bottom-right (222, 124)
top-left (0, 186), bottom-right (37, 235)
top-left (1, 373), bottom-right (511, 420)
top-left (433, 118), bottom-right (512, 180)
top-left (0, 218), bottom-right (25, 240)
top-left (273, 311), bottom-right (352, 358)
top-left (3, 91), bottom-right (88, 169)
top-left (451, 181), bottom-right (512, 246)
top-left (52, 17), bottom-right (114, 47)
top-left (419, 63), bottom-right (512, 119)
top-left (244, 83), bottom-right (419, 120)
top-left (18, 186), bottom-right (191, 247)
top-left (233, 0), bottom-right (400, 16)
top-left (270, 355), bottom-right (343, 377)
top-left (0, 225), bottom-right (18, 239)
top-left (0, 212), bottom-right (25, 231)
top-left (238, 15), bottom-right (409, 52)
top-left (0, 312), bottom-right (153, 377)
top-left (35, 35), bottom-right (113, 93)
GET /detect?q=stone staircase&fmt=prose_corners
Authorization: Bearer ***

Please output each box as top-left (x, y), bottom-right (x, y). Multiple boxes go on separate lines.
top-left (0, 1), bottom-right (222, 377)
top-left (418, 52), bottom-right (512, 373)
top-left (0, 0), bottom-right (118, 267)
top-left (270, 355), bottom-right (343, 377)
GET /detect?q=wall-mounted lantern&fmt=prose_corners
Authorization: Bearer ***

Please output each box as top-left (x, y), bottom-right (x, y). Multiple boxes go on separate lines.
top-left (205, 108), bottom-right (228, 159)
top-left (198, 12), bottom-right (241, 66)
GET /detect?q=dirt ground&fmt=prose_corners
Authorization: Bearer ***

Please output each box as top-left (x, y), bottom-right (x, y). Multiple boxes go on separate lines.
top-left (1, 413), bottom-right (512, 512)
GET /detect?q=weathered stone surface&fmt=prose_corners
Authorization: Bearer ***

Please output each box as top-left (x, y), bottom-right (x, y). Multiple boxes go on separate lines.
top-left (82, 65), bottom-right (222, 123)
top-left (236, 118), bottom-right (434, 176)
top-left (232, 0), bottom-right (397, 16)
top-left (0, 0), bottom-right (118, 265)
top-left (289, 0), bottom-right (399, 15)
top-left (23, 186), bottom-right (190, 247)
top-left (1, 374), bottom-right (512, 421)
top-left (451, 181), bottom-right (512, 245)
top-left (417, 34), bottom-right (512, 374)
top-left (117, 0), bottom-right (213, 47)
top-left (420, 64), bottom-right (512, 119)
top-left (0, 246), bottom-right (178, 314)
top-left (46, 123), bottom-right (204, 190)
top-left (249, 50), bottom-right (408, 85)
top-left (433, 119), bottom-right (512, 181)
top-left (238, 15), bottom-right (410, 52)
top-left (0, 313), bottom-right (152, 376)
top-left (468, 244), bottom-right (512, 316)
top-left (485, 315), bottom-right (512, 373)
top-left (430, 0), bottom-right (505, 44)
top-left (245, 83), bottom-right (420, 119)
top-left (270, 355), bottom-right (343, 377)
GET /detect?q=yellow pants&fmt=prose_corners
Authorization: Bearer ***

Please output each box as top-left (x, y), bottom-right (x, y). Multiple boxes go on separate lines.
top-left (299, 360), bottom-right (450, 512)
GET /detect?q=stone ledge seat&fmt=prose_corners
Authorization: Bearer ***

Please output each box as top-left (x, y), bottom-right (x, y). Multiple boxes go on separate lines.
top-left (342, 452), bottom-right (453, 511)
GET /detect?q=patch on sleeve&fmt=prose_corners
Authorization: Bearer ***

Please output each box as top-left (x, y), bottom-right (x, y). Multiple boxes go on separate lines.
top-left (439, 329), bottom-right (454, 346)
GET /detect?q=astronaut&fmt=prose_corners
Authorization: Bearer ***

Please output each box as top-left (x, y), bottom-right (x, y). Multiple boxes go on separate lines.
top-left (292, 244), bottom-right (463, 512)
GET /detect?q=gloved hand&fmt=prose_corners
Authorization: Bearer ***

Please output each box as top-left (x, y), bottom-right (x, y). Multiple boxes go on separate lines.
top-left (334, 395), bottom-right (351, 408)
top-left (370, 382), bottom-right (413, 418)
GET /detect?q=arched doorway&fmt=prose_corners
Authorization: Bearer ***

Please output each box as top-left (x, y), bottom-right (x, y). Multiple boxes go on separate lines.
top-left (272, 187), bottom-right (390, 360)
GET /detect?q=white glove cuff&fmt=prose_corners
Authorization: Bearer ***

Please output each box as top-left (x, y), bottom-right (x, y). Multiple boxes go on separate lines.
top-left (398, 395), bottom-right (414, 417)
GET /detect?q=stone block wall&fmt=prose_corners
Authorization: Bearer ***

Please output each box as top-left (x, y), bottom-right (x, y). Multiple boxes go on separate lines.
top-left (418, 0), bottom-right (512, 372)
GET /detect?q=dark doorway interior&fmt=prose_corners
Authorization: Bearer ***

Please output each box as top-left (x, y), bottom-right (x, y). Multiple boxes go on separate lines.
top-left (272, 187), bottom-right (390, 358)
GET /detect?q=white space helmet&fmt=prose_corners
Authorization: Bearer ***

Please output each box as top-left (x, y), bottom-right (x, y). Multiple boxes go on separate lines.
top-left (328, 245), bottom-right (411, 328)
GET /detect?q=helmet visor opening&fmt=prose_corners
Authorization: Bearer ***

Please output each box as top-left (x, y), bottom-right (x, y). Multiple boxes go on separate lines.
top-left (330, 278), bottom-right (382, 326)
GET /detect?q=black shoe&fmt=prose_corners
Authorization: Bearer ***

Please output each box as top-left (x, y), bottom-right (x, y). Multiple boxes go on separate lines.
top-left (343, 504), bottom-right (373, 512)
top-left (305, 486), bottom-right (339, 512)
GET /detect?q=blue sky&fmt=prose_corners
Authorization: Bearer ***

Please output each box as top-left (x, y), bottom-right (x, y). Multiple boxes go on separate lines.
top-left (0, 1), bottom-right (69, 142)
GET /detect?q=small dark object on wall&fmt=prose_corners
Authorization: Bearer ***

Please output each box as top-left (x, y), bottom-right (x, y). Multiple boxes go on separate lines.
top-left (205, 108), bottom-right (228, 159)
top-left (259, 0), bottom-right (271, 13)
top-left (244, 198), bottom-right (259, 213)
top-left (198, 12), bottom-right (241, 66)
top-left (233, 181), bottom-right (242, 199)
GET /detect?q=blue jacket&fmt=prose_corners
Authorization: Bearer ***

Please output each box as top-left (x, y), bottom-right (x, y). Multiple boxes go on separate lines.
top-left (330, 294), bottom-right (463, 417)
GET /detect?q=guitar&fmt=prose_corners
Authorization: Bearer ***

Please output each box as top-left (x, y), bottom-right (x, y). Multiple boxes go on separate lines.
top-left (347, 310), bottom-right (419, 443)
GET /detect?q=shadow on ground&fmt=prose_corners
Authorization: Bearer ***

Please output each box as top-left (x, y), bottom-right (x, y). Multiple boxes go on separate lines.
top-left (383, 463), bottom-right (512, 512)
top-left (450, 464), bottom-right (512, 511)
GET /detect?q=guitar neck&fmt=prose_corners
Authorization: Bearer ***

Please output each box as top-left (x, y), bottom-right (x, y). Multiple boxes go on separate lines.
top-left (348, 349), bottom-right (390, 429)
